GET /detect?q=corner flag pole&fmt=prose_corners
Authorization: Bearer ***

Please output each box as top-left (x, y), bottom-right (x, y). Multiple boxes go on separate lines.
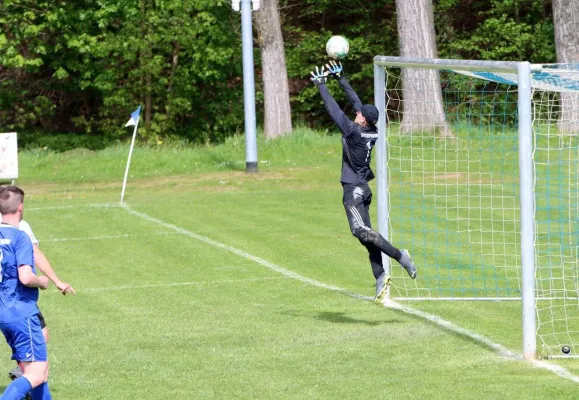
top-left (121, 106), bottom-right (142, 204)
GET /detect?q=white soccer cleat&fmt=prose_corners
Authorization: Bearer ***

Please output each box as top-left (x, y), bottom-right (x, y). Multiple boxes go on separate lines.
top-left (374, 273), bottom-right (392, 303)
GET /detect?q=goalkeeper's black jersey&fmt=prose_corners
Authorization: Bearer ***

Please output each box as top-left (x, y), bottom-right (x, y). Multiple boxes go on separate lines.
top-left (317, 78), bottom-right (378, 184)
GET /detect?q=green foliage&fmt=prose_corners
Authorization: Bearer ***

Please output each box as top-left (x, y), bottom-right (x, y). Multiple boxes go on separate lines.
top-left (17, 131), bottom-right (111, 152)
top-left (0, 0), bottom-right (561, 146)
top-left (0, 0), bottom-right (244, 143)
top-left (430, 0), bottom-right (556, 130)
top-left (282, 0), bottom-right (397, 128)
top-left (85, 0), bottom-right (244, 143)
top-left (435, 0), bottom-right (555, 62)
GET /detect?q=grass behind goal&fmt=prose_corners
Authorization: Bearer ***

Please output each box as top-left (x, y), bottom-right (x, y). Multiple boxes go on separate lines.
top-left (0, 134), bottom-right (574, 398)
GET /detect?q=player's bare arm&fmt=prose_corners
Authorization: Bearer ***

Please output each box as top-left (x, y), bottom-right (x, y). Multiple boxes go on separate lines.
top-left (18, 265), bottom-right (49, 290)
top-left (33, 244), bottom-right (76, 295)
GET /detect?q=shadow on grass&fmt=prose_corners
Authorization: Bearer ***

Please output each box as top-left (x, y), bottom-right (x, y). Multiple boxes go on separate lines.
top-left (283, 310), bottom-right (405, 327)
top-left (316, 311), bottom-right (389, 326)
top-left (208, 152), bottom-right (245, 172)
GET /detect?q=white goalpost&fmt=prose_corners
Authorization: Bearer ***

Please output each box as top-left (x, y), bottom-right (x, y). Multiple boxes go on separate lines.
top-left (373, 57), bottom-right (579, 360)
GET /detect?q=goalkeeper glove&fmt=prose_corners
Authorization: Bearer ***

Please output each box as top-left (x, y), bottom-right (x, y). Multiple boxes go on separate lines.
top-left (326, 60), bottom-right (343, 79)
top-left (310, 66), bottom-right (329, 86)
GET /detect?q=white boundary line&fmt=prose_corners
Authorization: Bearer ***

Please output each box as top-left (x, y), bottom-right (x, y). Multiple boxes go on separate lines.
top-left (120, 204), bottom-right (369, 301)
top-left (395, 297), bottom-right (579, 301)
top-left (45, 232), bottom-right (178, 242)
top-left (383, 299), bottom-right (579, 383)
top-left (26, 203), bottom-right (120, 212)
top-left (81, 276), bottom-right (288, 292)
top-left (116, 204), bottom-right (577, 383)
top-left (395, 297), bottom-right (522, 301)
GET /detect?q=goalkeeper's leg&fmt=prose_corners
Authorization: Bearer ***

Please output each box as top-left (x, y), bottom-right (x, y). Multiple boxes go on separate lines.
top-left (367, 245), bottom-right (391, 302)
top-left (343, 183), bottom-right (417, 279)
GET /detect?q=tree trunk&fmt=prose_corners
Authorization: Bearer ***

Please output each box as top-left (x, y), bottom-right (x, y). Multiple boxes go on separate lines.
top-left (145, 72), bottom-right (152, 132)
top-left (396, 0), bottom-right (452, 137)
top-left (144, 0), bottom-right (153, 134)
top-left (140, 0), bottom-right (153, 136)
top-left (254, 0), bottom-right (292, 138)
top-left (166, 42), bottom-right (180, 120)
top-left (552, 0), bottom-right (579, 133)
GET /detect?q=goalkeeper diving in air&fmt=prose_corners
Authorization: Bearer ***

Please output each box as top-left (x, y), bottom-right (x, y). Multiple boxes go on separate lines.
top-left (310, 61), bottom-right (417, 302)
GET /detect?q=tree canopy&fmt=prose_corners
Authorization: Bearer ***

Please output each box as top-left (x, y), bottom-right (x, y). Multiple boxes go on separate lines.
top-left (0, 0), bottom-right (557, 149)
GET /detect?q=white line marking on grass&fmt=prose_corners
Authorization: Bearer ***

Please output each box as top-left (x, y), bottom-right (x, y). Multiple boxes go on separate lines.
top-left (120, 204), bottom-right (369, 301)
top-left (27, 203), bottom-right (120, 212)
top-left (45, 232), bottom-right (178, 242)
top-left (383, 299), bottom-right (579, 383)
top-left (121, 203), bottom-right (579, 384)
top-left (81, 276), bottom-right (288, 292)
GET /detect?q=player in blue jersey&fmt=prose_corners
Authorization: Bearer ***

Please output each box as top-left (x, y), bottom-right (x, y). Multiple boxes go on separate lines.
top-left (310, 61), bottom-right (417, 302)
top-left (7, 219), bottom-right (75, 386)
top-left (0, 186), bottom-right (52, 400)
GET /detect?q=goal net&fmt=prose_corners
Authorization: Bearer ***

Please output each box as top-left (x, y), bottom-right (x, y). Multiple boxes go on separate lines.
top-left (374, 57), bottom-right (578, 359)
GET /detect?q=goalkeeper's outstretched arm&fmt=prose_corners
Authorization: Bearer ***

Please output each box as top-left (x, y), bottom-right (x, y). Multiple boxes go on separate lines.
top-left (338, 76), bottom-right (362, 112)
top-left (310, 65), bottom-right (356, 137)
top-left (326, 61), bottom-right (362, 112)
top-left (317, 84), bottom-right (357, 137)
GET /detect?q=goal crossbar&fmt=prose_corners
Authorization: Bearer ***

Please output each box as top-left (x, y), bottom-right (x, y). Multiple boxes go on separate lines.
top-left (375, 56), bottom-right (579, 92)
top-left (374, 56), bottom-right (521, 73)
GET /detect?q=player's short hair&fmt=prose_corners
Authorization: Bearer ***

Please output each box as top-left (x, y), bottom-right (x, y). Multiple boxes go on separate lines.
top-left (0, 186), bottom-right (25, 215)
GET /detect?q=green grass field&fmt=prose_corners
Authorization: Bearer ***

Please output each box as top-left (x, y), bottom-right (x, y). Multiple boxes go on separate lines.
top-left (2, 129), bottom-right (578, 399)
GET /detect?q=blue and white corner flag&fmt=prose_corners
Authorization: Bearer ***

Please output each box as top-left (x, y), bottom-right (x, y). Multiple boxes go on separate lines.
top-left (125, 105), bottom-right (142, 127)
top-left (121, 105), bottom-right (142, 204)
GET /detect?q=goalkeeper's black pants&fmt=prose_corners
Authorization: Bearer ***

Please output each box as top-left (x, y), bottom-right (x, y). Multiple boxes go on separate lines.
top-left (342, 182), bottom-right (401, 279)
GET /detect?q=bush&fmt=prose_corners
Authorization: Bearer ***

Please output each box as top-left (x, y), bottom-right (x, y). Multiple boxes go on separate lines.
top-left (17, 132), bottom-right (113, 152)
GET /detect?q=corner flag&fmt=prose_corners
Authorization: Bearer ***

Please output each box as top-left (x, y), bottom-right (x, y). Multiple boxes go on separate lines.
top-left (121, 105), bottom-right (142, 204)
top-left (125, 105), bottom-right (141, 127)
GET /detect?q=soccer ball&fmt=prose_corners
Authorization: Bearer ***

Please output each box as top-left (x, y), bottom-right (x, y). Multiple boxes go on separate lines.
top-left (562, 345), bottom-right (571, 354)
top-left (326, 36), bottom-right (349, 60)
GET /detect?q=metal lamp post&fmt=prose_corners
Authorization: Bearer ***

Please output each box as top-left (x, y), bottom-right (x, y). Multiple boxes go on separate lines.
top-left (233, 0), bottom-right (260, 173)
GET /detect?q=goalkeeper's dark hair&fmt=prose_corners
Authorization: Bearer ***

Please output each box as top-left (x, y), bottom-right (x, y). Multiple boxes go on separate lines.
top-left (0, 186), bottom-right (24, 215)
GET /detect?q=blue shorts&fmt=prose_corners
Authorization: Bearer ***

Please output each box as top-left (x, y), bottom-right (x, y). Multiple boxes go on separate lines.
top-left (0, 315), bottom-right (47, 362)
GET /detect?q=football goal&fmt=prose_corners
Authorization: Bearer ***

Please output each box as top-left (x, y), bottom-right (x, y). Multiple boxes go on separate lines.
top-left (373, 57), bottom-right (579, 360)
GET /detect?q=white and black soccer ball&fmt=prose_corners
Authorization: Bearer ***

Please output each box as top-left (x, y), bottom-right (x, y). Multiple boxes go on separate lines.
top-left (326, 36), bottom-right (349, 60)
top-left (562, 345), bottom-right (571, 355)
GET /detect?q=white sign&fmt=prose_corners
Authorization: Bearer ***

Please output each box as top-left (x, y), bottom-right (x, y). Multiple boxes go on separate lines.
top-left (0, 133), bottom-right (18, 180)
